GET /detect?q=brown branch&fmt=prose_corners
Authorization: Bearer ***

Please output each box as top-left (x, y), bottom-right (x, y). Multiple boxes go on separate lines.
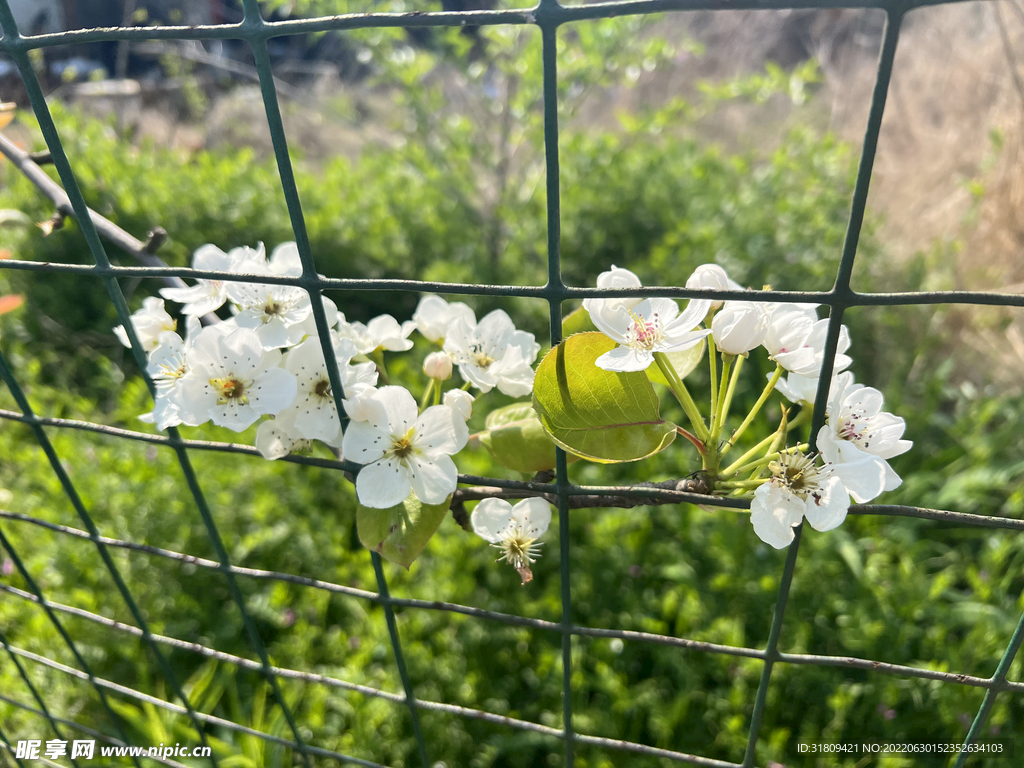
top-left (0, 132), bottom-right (219, 325)
top-left (452, 476), bottom-right (717, 509)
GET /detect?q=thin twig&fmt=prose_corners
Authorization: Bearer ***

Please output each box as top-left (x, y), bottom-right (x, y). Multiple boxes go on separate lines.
top-left (0, 132), bottom-right (218, 325)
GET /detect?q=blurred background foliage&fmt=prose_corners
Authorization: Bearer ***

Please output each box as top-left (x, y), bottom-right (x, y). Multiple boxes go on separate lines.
top-left (1, 2), bottom-right (1024, 767)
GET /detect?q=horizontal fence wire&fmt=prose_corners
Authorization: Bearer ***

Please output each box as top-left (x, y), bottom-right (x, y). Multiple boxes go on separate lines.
top-left (0, 0), bottom-right (1023, 765)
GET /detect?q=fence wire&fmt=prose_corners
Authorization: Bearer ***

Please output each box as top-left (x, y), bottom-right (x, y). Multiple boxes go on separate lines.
top-left (0, 0), bottom-right (1022, 766)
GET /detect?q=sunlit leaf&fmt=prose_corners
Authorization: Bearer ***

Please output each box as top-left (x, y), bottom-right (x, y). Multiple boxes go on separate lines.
top-left (357, 494), bottom-right (452, 568)
top-left (478, 401), bottom-right (578, 473)
top-left (532, 332), bottom-right (676, 463)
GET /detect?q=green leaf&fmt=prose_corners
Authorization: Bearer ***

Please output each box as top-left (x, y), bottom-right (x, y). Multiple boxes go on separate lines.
top-left (532, 332), bottom-right (677, 463)
top-left (561, 306), bottom-right (598, 336)
top-left (646, 338), bottom-right (705, 387)
top-left (478, 401), bottom-right (578, 473)
top-left (357, 494), bottom-right (452, 568)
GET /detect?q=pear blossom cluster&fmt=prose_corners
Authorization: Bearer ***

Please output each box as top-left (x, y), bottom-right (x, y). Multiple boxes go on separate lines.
top-left (586, 263), bottom-right (912, 549)
top-left (114, 242), bottom-right (913, 576)
top-left (114, 241), bottom-right (553, 579)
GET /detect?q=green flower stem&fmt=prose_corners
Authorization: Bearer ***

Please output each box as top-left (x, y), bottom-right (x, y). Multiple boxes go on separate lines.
top-left (718, 478), bottom-right (769, 490)
top-left (654, 352), bottom-right (708, 442)
top-left (708, 339), bottom-right (720, 435)
top-left (727, 444), bottom-right (808, 477)
top-left (719, 432), bottom-right (779, 478)
top-left (720, 363), bottom-right (783, 458)
top-left (711, 354), bottom-right (734, 441)
top-left (419, 379), bottom-right (435, 413)
top-left (433, 378), bottom-right (443, 406)
top-left (717, 354), bottom-right (743, 433)
top-left (372, 350), bottom-right (391, 386)
top-left (785, 405), bottom-right (813, 435)
top-left (461, 380), bottom-right (473, 391)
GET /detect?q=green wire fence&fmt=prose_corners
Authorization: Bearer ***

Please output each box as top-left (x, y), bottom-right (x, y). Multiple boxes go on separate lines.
top-left (0, 0), bottom-right (1023, 765)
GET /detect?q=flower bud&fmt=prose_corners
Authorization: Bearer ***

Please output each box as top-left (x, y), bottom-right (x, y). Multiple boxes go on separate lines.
top-left (424, 351), bottom-right (453, 380)
top-left (711, 301), bottom-right (768, 355)
top-left (685, 264), bottom-right (743, 309)
top-left (444, 389), bottom-right (474, 421)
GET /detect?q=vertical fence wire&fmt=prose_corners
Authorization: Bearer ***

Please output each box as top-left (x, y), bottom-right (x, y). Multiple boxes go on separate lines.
top-left (0, 723), bottom-right (25, 768)
top-left (537, 5), bottom-right (578, 763)
top-left (953, 598), bottom-right (1024, 764)
top-left (0, 627), bottom-right (82, 768)
top-left (0, 527), bottom-right (140, 767)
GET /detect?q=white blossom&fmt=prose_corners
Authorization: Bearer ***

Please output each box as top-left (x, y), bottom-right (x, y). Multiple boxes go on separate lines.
top-left (762, 306), bottom-right (852, 377)
top-left (342, 386), bottom-right (467, 508)
top-left (589, 296), bottom-right (712, 373)
top-left (277, 336), bottom-right (377, 444)
top-left (471, 497), bottom-right (551, 584)
top-left (177, 327), bottom-right (297, 431)
top-left (226, 267), bottom-right (313, 350)
top-left (817, 372), bottom-right (912, 492)
top-left (159, 244), bottom-right (235, 317)
top-left (338, 314), bottom-right (417, 355)
top-left (113, 297), bottom-right (176, 352)
top-left (444, 389), bottom-right (474, 422)
top-left (413, 295), bottom-right (476, 344)
top-left (423, 351), bottom-right (453, 381)
top-left (711, 300), bottom-right (768, 355)
top-left (750, 452), bottom-right (848, 549)
top-left (140, 316), bottom-right (203, 429)
top-left (256, 407), bottom-right (316, 460)
top-left (444, 309), bottom-right (539, 396)
top-left (685, 263), bottom-right (744, 309)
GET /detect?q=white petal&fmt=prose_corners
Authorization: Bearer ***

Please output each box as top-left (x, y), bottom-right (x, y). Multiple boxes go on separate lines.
top-left (667, 297), bottom-right (712, 333)
top-left (595, 345), bottom-right (652, 372)
top-left (356, 457), bottom-right (411, 509)
top-left (342, 420), bottom-right (389, 464)
top-left (414, 405), bottom-right (467, 457)
top-left (471, 498), bottom-right (515, 543)
top-left (510, 497), bottom-right (552, 537)
top-left (829, 454), bottom-right (888, 503)
top-left (193, 244), bottom-right (232, 271)
top-left (750, 483), bottom-right (804, 549)
top-left (377, 386), bottom-right (419, 434)
top-left (882, 460), bottom-right (903, 492)
top-left (407, 454), bottom-right (457, 505)
top-left (220, 328), bottom-right (267, 376)
top-left (803, 476), bottom-right (850, 532)
top-left (256, 420), bottom-right (293, 460)
top-left (443, 389), bottom-right (474, 421)
top-left (248, 367), bottom-right (297, 416)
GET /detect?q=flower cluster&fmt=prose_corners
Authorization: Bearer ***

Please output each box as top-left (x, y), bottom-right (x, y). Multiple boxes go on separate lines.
top-left (116, 244), bottom-right (912, 575)
top-left (585, 263), bottom-right (912, 549)
top-left (116, 242), bottom-right (552, 579)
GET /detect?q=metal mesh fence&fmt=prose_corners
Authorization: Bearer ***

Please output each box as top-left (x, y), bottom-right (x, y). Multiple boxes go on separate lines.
top-left (0, 0), bottom-right (1023, 765)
